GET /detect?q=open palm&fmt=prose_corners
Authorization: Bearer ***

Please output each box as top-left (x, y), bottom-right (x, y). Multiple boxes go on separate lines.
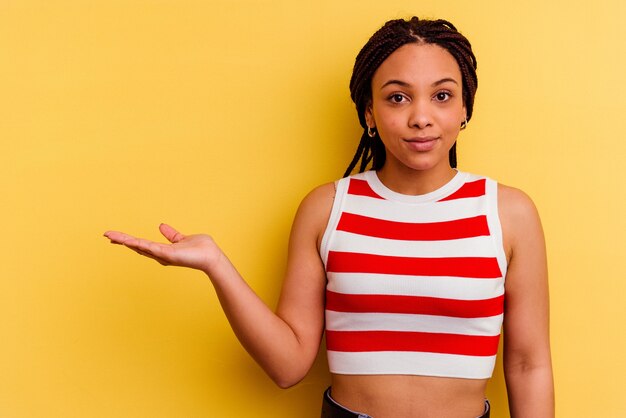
top-left (104, 223), bottom-right (222, 273)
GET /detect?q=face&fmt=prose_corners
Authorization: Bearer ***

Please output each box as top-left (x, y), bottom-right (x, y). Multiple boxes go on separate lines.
top-left (365, 42), bottom-right (466, 175)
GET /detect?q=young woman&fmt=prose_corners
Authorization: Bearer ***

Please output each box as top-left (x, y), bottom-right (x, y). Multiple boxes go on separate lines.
top-left (104, 17), bottom-right (554, 418)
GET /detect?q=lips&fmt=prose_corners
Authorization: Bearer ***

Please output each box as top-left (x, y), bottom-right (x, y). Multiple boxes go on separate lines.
top-left (403, 136), bottom-right (439, 151)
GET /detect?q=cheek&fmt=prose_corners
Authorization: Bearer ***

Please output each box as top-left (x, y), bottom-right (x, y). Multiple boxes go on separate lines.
top-left (374, 109), bottom-right (401, 130)
top-left (443, 115), bottom-right (460, 129)
top-left (385, 119), bottom-right (402, 131)
top-left (377, 121), bottom-right (402, 142)
top-left (438, 108), bottom-right (464, 129)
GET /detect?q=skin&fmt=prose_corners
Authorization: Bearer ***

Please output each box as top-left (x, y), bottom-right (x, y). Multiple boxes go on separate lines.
top-left (365, 43), bottom-right (466, 196)
top-left (104, 42), bottom-right (554, 417)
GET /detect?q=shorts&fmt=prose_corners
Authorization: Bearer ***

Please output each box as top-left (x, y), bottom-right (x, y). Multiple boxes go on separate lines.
top-left (321, 387), bottom-right (490, 418)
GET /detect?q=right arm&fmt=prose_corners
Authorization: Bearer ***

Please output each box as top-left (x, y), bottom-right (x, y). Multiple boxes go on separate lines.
top-left (104, 183), bottom-right (335, 388)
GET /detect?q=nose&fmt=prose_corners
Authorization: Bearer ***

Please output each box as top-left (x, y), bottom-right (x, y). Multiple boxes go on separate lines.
top-left (408, 99), bottom-right (432, 129)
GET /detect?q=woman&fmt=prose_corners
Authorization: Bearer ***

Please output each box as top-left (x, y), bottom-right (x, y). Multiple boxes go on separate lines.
top-left (104, 17), bottom-right (554, 418)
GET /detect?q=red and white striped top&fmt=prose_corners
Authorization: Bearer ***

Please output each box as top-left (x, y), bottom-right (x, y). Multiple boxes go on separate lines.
top-left (320, 170), bottom-right (507, 379)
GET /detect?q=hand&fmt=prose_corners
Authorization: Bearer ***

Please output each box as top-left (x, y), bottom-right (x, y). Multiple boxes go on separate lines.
top-left (104, 224), bottom-right (222, 274)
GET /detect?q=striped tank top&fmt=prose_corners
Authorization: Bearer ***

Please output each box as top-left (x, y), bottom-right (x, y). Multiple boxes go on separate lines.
top-left (320, 170), bottom-right (507, 379)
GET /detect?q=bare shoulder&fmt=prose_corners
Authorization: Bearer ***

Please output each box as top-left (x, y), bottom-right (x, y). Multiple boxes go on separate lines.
top-left (497, 183), bottom-right (544, 260)
top-left (297, 182), bottom-right (335, 220)
top-left (498, 183), bottom-right (539, 217)
top-left (292, 182), bottom-right (337, 245)
top-left (301, 182), bottom-right (336, 208)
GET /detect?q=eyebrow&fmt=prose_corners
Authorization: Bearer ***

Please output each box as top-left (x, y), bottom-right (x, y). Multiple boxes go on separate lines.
top-left (380, 77), bottom-right (459, 89)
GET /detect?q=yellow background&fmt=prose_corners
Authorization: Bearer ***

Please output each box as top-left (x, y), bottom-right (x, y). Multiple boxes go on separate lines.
top-left (1, 0), bottom-right (625, 417)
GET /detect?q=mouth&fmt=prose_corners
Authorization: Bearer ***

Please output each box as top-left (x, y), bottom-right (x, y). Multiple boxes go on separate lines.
top-left (403, 136), bottom-right (439, 151)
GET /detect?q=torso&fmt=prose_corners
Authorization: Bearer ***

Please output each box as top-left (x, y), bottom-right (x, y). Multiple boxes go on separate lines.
top-left (312, 171), bottom-right (515, 418)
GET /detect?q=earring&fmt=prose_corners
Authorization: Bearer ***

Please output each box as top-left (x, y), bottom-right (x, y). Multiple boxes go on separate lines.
top-left (460, 117), bottom-right (468, 130)
top-left (367, 126), bottom-right (377, 137)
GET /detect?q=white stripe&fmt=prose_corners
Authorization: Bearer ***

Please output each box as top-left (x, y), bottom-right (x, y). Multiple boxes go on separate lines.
top-left (343, 194), bottom-right (487, 224)
top-left (327, 272), bottom-right (505, 300)
top-left (326, 311), bottom-right (503, 336)
top-left (485, 178), bottom-right (509, 277)
top-left (363, 170), bottom-right (472, 204)
top-left (320, 176), bottom-right (350, 265)
top-left (330, 231), bottom-right (497, 258)
top-left (327, 351), bottom-right (496, 379)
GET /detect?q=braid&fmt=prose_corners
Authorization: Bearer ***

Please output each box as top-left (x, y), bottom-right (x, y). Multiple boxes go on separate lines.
top-left (344, 17), bottom-right (478, 176)
top-left (343, 131), bottom-right (370, 177)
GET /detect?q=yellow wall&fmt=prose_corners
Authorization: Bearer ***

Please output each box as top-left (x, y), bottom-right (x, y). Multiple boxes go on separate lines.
top-left (1, 1), bottom-right (625, 417)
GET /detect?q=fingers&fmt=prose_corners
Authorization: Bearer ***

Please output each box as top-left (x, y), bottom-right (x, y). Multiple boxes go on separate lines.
top-left (103, 225), bottom-right (184, 267)
top-left (128, 246), bottom-right (170, 266)
top-left (104, 230), bottom-right (136, 245)
top-left (159, 223), bottom-right (186, 243)
top-left (105, 230), bottom-right (173, 264)
top-left (104, 224), bottom-right (183, 245)
top-left (104, 230), bottom-right (161, 254)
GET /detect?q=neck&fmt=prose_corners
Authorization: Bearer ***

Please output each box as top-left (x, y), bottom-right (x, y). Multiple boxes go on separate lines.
top-left (376, 163), bottom-right (457, 195)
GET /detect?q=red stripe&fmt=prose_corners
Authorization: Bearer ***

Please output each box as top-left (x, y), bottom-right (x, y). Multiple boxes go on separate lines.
top-left (327, 251), bottom-right (502, 278)
top-left (438, 179), bottom-right (486, 202)
top-left (326, 290), bottom-right (504, 318)
top-left (326, 330), bottom-right (500, 356)
top-left (347, 179), bottom-right (384, 199)
top-left (337, 213), bottom-right (490, 241)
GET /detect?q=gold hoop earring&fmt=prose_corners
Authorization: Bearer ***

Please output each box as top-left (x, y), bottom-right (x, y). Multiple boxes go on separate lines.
top-left (460, 117), bottom-right (468, 130)
top-left (367, 126), bottom-right (377, 137)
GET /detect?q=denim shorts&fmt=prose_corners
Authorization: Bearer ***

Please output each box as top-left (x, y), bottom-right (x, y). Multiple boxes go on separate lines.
top-left (321, 387), bottom-right (490, 418)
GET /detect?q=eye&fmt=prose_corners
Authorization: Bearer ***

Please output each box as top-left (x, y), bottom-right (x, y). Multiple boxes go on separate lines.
top-left (434, 91), bottom-right (452, 102)
top-left (389, 93), bottom-right (408, 104)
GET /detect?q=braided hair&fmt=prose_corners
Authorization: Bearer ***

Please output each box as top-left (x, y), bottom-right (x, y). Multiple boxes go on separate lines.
top-left (344, 17), bottom-right (478, 177)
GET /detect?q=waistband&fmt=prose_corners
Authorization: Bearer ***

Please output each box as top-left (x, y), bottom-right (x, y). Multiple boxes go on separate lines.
top-left (321, 387), bottom-right (490, 418)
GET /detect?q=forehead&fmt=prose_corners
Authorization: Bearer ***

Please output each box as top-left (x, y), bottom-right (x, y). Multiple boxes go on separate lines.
top-left (372, 43), bottom-right (462, 87)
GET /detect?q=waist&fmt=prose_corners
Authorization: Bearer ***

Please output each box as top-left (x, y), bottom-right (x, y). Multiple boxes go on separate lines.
top-left (330, 374), bottom-right (488, 417)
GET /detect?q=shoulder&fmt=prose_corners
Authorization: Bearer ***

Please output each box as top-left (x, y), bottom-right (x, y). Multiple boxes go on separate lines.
top-left (299, 182), bottom-right (336, 217)
top-left (497, 183), bottom-right (539, 220)
top-left (292, 182), bottom-right (336, 246)
top-left (496, 183), bottom-right (544, 260)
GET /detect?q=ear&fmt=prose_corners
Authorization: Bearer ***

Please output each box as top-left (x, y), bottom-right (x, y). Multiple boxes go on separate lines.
top-left (460, 104), bottom-right (468, 127)
top-left (364, 101), bottom-right (375, 129)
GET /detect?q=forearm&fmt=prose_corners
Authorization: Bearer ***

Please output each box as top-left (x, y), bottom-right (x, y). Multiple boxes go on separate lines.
top-left (104, 193), bottom-right (331, 388)
top-left (505, 364), bottom-right (554, 418)
top-left (205, 252), bottom-right (320, 388)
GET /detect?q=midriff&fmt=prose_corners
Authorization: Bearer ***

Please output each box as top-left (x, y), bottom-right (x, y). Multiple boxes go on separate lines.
top-left (330, 374), bottom-right (488, 418)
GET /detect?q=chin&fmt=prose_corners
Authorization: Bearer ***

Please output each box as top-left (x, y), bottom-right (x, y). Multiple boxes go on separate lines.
top-left (402, 159), bottom-right (445, 172)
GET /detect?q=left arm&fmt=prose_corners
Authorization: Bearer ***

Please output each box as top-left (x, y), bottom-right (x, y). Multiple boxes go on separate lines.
top-left (499, 185), bottom-right (555, 418)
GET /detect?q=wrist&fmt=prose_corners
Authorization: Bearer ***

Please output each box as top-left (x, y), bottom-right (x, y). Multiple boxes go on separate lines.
top-left (201, 245), bottom-right (229, 280)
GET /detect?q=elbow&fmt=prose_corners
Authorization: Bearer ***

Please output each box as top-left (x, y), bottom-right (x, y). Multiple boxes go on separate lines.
top-left (504, 350), bottom-right (553, 377)
top-left (269, 368), bottom-right (307, 389)
top-left (261, 344), bottom-right (318, 389)
top-left (274, 378), bottom-right (301, 390)
top-left (272, 373), bottom-right (306, 389)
